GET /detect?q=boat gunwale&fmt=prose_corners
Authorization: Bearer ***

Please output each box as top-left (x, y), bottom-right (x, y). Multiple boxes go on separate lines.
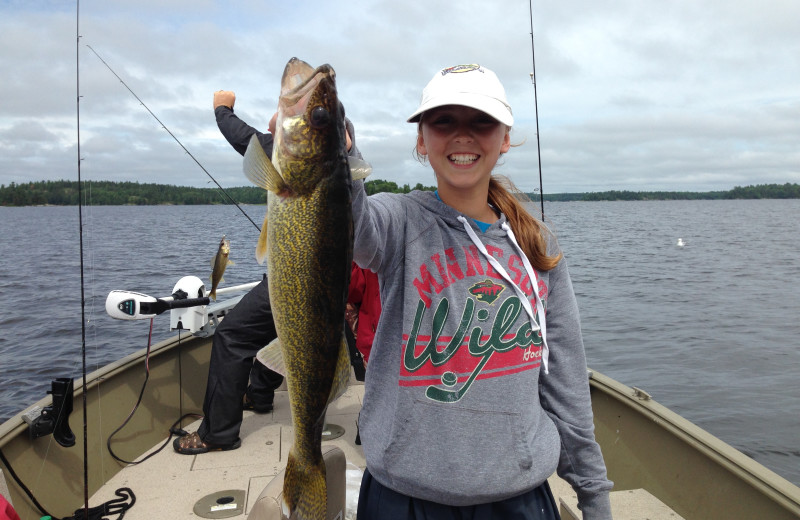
top-left (588, 369), bottom-right (800, 514)
top-left (0, 330), bottom-right (203, 445)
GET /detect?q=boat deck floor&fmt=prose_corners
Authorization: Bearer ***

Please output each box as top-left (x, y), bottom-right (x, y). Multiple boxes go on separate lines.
top-left (89, 378), bottom-right (681, 519)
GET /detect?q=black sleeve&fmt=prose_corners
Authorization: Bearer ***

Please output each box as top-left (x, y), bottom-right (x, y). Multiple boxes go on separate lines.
top-left (215, 106), bottom-right (274, 158)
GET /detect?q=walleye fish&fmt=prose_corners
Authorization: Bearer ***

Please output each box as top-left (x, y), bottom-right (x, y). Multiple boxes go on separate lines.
top-left (244, 58), bottom-right (369, 520)
top-left (209, 235), bottom-right (233, 300)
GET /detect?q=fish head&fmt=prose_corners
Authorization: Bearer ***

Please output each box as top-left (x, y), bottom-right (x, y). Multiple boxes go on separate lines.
top-left (273, 58), bottom-right (347, 195)
top-left (218, 236), bottom-right (231, 256)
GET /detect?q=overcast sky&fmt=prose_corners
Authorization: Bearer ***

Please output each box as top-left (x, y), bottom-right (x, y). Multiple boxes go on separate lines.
top-left (1, 0), bottom-right (798, 194)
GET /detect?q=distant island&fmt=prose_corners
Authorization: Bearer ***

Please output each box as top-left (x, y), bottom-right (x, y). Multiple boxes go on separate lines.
top-left (1, 180), bottom-right (798, 206)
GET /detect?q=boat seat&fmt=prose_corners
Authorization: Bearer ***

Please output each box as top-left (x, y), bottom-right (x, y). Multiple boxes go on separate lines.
top-left (247, 445), bottom-right (347, 520)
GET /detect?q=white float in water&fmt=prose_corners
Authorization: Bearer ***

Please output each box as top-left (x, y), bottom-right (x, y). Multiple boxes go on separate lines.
top-left (676, 238), bottom-right (686, 247)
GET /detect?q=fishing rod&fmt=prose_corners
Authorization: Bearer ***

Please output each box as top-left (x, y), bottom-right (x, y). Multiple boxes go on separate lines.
top-left (85, 44), bottom-right (262, 233)
top-left (76, 1), bottom-right (90, 517)
top-left (528, 0), bottom-right (546, 220)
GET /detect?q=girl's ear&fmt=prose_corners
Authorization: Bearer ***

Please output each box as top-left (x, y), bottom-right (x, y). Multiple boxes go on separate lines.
top-left (417, 132), bottom-right (428, 156)
top-left (500, 131), bottom-right (511, 153)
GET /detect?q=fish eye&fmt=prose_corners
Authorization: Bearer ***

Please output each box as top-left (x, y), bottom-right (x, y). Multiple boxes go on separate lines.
top-left (310, 106), bottom-right (331, 128)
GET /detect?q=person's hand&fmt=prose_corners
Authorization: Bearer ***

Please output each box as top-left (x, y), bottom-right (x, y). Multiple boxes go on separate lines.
top-left (214, 90), bottom-right (236, 110)
top-left (268, 112), bottom-right (278, 134)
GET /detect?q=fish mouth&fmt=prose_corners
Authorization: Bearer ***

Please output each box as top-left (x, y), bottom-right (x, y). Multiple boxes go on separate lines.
top-left (448, 153), bottom-right (479, 165)
top-left (279, 58), bottom-right (335, 117)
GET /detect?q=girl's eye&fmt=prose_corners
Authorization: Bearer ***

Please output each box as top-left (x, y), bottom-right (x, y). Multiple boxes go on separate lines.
top-left (473, 116), bottom-right (498, 127)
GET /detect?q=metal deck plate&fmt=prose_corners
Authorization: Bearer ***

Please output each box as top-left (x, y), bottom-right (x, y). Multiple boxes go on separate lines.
top-left (193, 489), bottom-right (246, 519)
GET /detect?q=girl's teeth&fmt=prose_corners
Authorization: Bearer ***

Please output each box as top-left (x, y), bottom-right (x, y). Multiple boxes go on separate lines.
top-left (450, 154), bottom-right (477, 165)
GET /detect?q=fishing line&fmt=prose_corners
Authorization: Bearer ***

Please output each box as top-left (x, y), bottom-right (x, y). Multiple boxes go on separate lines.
top-left (528, 0), bottom-right (546, 220)
top-left (85, 44), bottom-right (262, 233)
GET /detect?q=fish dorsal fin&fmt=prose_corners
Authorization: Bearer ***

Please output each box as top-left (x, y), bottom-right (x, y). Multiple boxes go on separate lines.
top-left (349, 157), bottom-right (372, 181)
top-left (244, 134), bottom-right (286, 193)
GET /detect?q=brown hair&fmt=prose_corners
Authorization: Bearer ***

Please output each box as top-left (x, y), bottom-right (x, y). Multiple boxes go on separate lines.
top-left (488, 175), bottom-right (562, 272)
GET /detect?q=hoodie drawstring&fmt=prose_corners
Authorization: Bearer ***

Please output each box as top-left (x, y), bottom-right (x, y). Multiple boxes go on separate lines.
top-left (457, 216), bottom-right (550, 374)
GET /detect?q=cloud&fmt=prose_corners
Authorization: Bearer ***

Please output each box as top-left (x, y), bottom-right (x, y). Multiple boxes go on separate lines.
top-left (1, 0), bottom-right (798, 193)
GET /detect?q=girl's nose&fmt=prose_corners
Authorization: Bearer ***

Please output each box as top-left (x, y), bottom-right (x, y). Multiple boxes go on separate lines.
top-left (453, 125), bottom-right (474, 142)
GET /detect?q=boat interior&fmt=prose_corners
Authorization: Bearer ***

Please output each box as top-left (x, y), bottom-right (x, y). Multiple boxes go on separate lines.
top-left (2, 327), bottom-right (799, 520)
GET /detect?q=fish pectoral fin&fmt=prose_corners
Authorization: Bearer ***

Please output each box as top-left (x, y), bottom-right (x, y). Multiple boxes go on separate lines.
top-left (255, 193), bottom-right (271, 265)
top-left (243, 134), bottom-right (287, 193)
top-left (255, 337), bottom-right (286, 376)
top-left (255, 214), bottom-right (269, 265)
top-left (327, 336), bottom-right (352, 405)
top-left (348, 157), bottom-right (372, 181)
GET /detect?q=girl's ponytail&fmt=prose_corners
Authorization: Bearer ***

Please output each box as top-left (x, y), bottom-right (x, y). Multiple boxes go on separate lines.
top-left (488, 175), bottom-right (562, 271)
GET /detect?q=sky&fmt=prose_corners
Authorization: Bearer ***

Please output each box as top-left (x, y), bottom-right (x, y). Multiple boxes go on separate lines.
top-left (1, 0), bottom-right (798, 194)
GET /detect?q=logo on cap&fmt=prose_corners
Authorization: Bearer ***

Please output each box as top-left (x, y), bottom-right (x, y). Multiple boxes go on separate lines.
top-left (440, 64), bottom-right (483, 76)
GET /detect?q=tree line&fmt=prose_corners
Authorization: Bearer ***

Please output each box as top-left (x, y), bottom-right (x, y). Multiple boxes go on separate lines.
top-left (1, 179), bottom-right (798, 206)
top-left (532, 182), bottom-right (800, 202)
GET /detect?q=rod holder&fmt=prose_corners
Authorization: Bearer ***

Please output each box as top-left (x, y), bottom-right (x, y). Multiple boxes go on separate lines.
top-left (27, 378), bottom-right (76, 447)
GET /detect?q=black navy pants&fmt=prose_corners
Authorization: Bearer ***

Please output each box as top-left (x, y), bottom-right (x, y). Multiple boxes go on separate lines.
top-left (357, 468), bottom-right (560, 520)
top-left (196, 277), bottom-right (283, 445)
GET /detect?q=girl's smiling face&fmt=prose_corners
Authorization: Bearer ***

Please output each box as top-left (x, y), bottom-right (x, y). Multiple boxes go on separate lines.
top-left (417, 105), bottom-right (510, 195)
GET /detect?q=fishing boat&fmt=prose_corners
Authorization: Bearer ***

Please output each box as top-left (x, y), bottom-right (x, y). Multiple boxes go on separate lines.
top-left (0, 281), bottom-right (799, 520)
top-left (3, 3), bottom-right (797, 519)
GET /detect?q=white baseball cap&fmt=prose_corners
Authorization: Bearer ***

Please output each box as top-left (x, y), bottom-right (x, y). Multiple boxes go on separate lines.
top-left (407, 64), bottom-right (514, 127)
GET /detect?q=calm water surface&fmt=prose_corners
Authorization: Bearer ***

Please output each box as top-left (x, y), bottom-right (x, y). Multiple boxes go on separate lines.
top-left (0, 200), bottom-right (798, 486)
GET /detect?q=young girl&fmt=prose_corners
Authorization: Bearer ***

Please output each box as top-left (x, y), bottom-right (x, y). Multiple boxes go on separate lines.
top-left (351, 64), bottom-right (613, 519)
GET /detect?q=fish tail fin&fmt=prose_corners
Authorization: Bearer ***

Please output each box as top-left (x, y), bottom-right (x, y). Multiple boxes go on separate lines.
top-left (209, 289), bottom-right (217, 301)
top-left (283, 450), bottom-right (327, 520)
top-left (327, 336), bottom-right (351, 405)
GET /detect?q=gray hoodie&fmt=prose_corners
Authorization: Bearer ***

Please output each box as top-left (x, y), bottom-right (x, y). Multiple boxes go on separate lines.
top-left (351, 182), bottom-right (613, 518)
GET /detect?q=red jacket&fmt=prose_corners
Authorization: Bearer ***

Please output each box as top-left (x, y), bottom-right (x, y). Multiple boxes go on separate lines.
top-left (347, 264), bottom-right (381, 364)
top-left (0, 494), bottom-right (20, 520)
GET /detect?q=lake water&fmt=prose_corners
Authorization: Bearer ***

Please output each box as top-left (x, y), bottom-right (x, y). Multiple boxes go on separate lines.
top-left (0, 200), bottom-right (798, 486)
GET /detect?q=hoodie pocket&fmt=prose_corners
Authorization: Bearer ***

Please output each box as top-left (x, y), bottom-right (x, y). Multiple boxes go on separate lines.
top-left (382, 398), bottom-right (533, 498)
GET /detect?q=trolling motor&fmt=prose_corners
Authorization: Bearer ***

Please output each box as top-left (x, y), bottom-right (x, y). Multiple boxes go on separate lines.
top-left (25, 378), bottom-right (76, 447)
top-left (106, 276), bottom-right (209, 320)
top-left (106, 276), bottom-right (260, 333)
top-left (106, 275), bottom-right (212, 332)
